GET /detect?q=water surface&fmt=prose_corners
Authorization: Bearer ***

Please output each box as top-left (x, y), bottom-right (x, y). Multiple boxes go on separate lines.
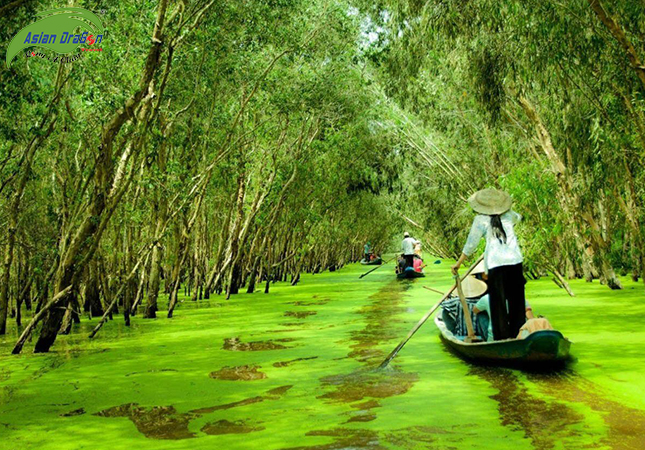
top-left (1, 260), bottom-right (644, 449)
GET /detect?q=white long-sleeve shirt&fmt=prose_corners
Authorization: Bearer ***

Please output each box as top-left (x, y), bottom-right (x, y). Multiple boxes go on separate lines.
top-left (462, 211), bottom-right (523, 272)
top-left (402, 237), bottom-right (418, 255)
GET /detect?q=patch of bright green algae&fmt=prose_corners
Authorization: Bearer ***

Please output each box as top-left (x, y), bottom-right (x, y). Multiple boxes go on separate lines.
top-left (1, 259), bottom-right (644, 449)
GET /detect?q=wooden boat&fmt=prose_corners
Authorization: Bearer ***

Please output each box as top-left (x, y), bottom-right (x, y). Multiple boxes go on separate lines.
top-left (397, 267), bottom-right (425, 279)
top-left (361, 257), bottom-right (382, 265)
top-left (434, 315), bottom-right (571, 364)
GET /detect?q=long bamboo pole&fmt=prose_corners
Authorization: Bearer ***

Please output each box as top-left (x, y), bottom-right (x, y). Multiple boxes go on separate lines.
top-left (359, 255), bottom-right (397, 279)
top-left (378, 255), bottom-right (484, 369)
top-left (455, 275), bottom-right (476, 342)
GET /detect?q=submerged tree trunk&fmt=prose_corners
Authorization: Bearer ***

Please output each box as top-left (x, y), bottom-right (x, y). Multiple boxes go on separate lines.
top-left (32, 0), bottom-right (170, 353)
top-left (246, 257), bottom-right (261, 293)
top-left (84, 261), bottom-right (104, 317)
top-left (144, 194), bottom-right (167, 319)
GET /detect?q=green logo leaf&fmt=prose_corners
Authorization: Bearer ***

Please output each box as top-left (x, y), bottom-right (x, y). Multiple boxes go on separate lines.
top-left (6, 7), bottom-right (104, 67)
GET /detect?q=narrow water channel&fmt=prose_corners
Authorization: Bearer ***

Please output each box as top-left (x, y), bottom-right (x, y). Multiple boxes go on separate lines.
top-left (1, 260), bottom-right (644, 450)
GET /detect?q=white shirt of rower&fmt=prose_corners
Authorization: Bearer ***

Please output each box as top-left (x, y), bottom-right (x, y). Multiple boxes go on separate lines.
top-left (401, 237), bottom-right (418, 255)
top-left (462, 210), bottom-right (523, 272)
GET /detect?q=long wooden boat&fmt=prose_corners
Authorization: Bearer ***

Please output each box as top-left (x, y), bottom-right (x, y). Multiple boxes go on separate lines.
top-left (361, 257), bottom-right (382, 265)
top-left (397, 267), bottom-right (425, 279)
top-left (434, 315), bottom-right (571, 364)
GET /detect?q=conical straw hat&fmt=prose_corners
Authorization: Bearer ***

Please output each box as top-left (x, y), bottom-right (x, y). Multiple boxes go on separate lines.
top-left (470, 260), bottom-right (486, 275)
top-left (459, 275), bottom-right (488, 298)
top-left (468, 188), bottom-right (512, 215)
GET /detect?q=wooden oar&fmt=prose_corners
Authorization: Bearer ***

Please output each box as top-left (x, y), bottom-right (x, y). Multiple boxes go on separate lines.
top-left (455, 274), bottom-right (477, 342)
top-left (359, 255), bottom-right (397, 279)
top-left (378, 255), bottom-right (484, 369)
top-left (422, 285), bottom-right (444, 295)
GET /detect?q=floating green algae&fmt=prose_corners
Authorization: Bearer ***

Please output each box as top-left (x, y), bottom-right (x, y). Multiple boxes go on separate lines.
top-left (209, 365), bottom-right (268, 381)
top-left (1, 260), bottom-right (644, 449)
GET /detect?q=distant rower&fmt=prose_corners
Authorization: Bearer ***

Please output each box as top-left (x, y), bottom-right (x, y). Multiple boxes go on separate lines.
top-left (401, 232), bottom-right (419, 269)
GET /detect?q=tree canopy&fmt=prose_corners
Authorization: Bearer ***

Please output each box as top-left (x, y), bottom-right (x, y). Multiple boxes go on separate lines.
top-left (1, 0), bottom-right (644, 353)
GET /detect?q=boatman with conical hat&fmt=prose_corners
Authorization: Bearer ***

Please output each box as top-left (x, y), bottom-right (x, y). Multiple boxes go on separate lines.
top-left (451, 188), bottom-right (525, 341)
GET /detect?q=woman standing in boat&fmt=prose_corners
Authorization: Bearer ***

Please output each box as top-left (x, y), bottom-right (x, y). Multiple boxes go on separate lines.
top-left (451, 188), bottom-right (525, 340)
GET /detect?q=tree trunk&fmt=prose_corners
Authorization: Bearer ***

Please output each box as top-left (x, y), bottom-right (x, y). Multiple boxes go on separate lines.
top-left (518, 95), bottom-right (622, 289)
top-left (0, 67), bottom-right (66, 335)
top-left (587, 0), bottom-right (645, 91)
top-left (84, 261), bottom-right (104, 317)
top-left (246, 257), bottom-right (261, 294)
top-left (33, 0), bottom-right (170, 353)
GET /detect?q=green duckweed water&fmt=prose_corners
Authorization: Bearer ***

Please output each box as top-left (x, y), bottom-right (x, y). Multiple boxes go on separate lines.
top-left (1, 260), bottom-right (644, 449)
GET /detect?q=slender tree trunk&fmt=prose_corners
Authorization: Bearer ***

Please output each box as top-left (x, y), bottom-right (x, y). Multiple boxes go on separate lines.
top-left (144, 152), bottom-right (168, 318)
top-left (33, 0), bottom-right (170, 353)
top-left (0, 67), bottom-right (66, 334)
top-left (587, 0), bottom-right (645, 91)
top-left (246, 256), bottom-right (261, 293)
top-left (518, 95), bottom-right (622, 289)
top-left (84, 261), bottom-right (104, 317)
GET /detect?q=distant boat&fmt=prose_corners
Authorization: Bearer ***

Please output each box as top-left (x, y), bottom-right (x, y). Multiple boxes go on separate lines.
top-left (361, 257), bottom-right (382, 265)
top-left (396, 267), bottom-right (425, 279)
top-left (434, 315), bottom-right (571, 365)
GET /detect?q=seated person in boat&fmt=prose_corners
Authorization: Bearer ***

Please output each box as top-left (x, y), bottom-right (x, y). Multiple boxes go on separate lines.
top-left (473, 297), bottom-right (552, 340)
top-left (470, 260), bottom-right (487, 282)
top-left (441, 276), bottom-right (489, 338)
top-left (414, 240), bottom-right (422, 259)
top-left (396, 255), bottom-right (406, 274)
top-left (412, 254), bottom-right (424, 272)
top-left (516, 314), bottom-right (553, 339)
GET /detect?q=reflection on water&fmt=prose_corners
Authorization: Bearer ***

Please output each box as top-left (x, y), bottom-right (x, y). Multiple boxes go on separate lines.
top-left (382, 426), bottom-right (441, 447)
top-left (60, 407), bottom-right (85, 417)
top-left (346, 412), bottom-right (376, 423)
top-left (469, 365), bottom-right (645, 450)
top-left (190, 385), bottom-right (292, 414)
top-left (94, 404), bottom-right (196, 440)
top-left (125, 368), bottom-right (178, 377)
top-left (319, 280), bottom-right (418, 401)
top-left (273, 356), bottom-right (318, 367)
top-left (337, 280), bottom-right (410, 367)
top-left (201, 419), bottom-right (265, 435)
top-left (209, 365), bottom-right (267, 381)
top-left (8, 263), bottom-right (645, 449)
top-left (192, 395), bottom-right (264, 413)
top-left (284, 311), bottom-right (318, 319)
top-left (302, 280), bottom-right (420, 448)
top-left (96, 385), bottom-right (294, 439)
top-left (222, 337), bottom-right (295, 351)
top-left (527, 371), bottom-right (645, 450)
top-left (346, 282), bottom-right (410, 364)
top-left (468, 366), bottom-right (584, 450)
top-left (319, 368), bottom-right (417, 404)
top-left (288, 299), bottom-right (331, 306)
top-left (284, 428), bottom-right (385, 450)
top-left (284, 425), bottom-right (450, 450)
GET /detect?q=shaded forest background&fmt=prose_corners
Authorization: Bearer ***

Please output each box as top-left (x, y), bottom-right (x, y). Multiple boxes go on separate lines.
top-left (0, 0), bottom-right (643, 353)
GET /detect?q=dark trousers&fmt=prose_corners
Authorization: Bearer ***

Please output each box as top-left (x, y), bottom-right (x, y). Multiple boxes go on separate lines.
top-left (487, 263), bottom-right (526, 340)
top-left (404, 254), bottom-right (414, 268)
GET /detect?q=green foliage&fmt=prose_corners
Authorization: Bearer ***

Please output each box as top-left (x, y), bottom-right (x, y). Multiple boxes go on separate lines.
top-left (1, 0), bottom-right (645, 351)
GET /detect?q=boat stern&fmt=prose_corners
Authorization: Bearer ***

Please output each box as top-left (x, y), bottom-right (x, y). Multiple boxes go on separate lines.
top-left (524, 330), bottom-right (572, 362)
